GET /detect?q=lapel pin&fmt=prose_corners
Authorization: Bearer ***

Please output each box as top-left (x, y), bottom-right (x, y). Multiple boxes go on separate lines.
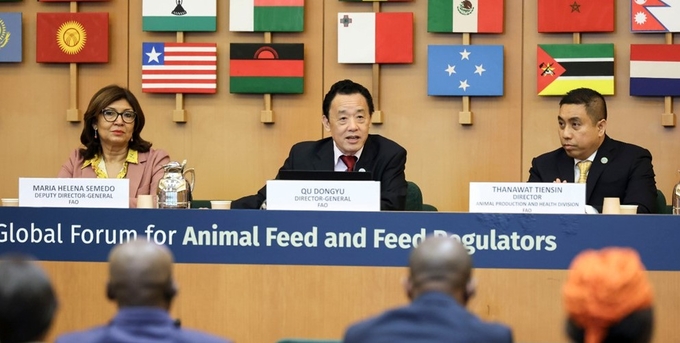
top-left (601, 157), bottom-right (608, 164)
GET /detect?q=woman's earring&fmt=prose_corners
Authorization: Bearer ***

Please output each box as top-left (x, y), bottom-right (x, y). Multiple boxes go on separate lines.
top-left (94, 129), bottom-right (98, 139)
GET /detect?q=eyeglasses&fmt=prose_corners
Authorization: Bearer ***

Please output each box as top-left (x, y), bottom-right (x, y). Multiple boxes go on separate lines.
top-left (101, 108), bottom-right (136, 123)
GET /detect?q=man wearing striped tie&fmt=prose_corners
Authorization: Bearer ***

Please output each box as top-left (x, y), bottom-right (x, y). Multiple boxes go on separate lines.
top-left (527, 88), bottom-right (657, 213)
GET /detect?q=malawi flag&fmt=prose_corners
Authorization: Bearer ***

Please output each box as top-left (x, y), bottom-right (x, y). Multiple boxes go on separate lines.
top-left (630, 44), bottom-right (680, 96)
top-left (632, 0), bottom-right (680, 32)
top-left (538, 0), bottom-right (614, 33)
top-left (230, 0), bottom-right (304, 32)
top-left (537, 44), bottom-right (614, 96)
top-left (143, 0), bottom-right (216, 32)
top-left (338, 12), bottom-right (413, 64)
top-left (0, 13), bottom-right (22, 62)
top-left (230, 43), bottom-right (304, 94)
top-left (428, 0), bottom-right (503, 33)
top-left (36, 12), bottom-right (108, 63)
top-left (142, 42), bottom-right (217, 94)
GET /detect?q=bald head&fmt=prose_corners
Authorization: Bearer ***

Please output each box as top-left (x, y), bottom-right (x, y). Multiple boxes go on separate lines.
top-left (408, 236), bottom-right (473, 302)
top-left (107, 240), bottom-right (175, 309)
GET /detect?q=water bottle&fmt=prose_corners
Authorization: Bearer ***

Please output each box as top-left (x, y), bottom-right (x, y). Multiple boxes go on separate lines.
top-left (673, 170), bottom-right (680, 215)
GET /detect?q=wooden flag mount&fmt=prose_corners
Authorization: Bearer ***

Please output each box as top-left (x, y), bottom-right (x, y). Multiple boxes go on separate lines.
top-left (261, 32), bottom-right (275, 124)
top-left (66, 2), bottom-right (80, 122)
top-left (173, 32), bottom-right (188, 123)
top-left (371, 2), bottom-right (383, 124)
top-left (458, 33), bottom-right (473, 125)
top-left (662, 33), bottom-right (675, 127)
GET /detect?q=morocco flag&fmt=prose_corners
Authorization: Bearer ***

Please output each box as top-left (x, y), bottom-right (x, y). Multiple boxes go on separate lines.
top-left (428, 0), bottom-right (504, 33)
top-left (230, 43), bottom-right (304, 94)
top-left (230, 0), bottom-right (304, 32)
top-left (36, 12), bottom-right (108, 63)
top-left (538, 0), bottom-right (614, 33)
top-left (337, 12), bottom-right (413, 64)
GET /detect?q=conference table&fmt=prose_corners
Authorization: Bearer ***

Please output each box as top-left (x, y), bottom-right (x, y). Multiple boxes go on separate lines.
top-left (1, 207), bottom-right (678, 342)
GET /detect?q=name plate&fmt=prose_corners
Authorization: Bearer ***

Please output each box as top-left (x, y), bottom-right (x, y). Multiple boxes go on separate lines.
top-left (469, 182), bottom-right (586, 214)
top-left (266, 180), bottom-right (380, 211)
top-left (19, 178), bottom-right (130, 208)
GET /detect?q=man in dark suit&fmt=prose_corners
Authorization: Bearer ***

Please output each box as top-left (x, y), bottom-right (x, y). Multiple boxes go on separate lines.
top-left (56, 240), bottom-right (232, 343)
top-left (528, 88), bottom-right (657, 213)
top-left (343, 236), bottom-right (514, 343)
top-left (232, 79), bottom-right (407, 210)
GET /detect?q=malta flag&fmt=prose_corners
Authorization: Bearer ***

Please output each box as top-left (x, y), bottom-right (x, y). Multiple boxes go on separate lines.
top-left (538, 0), bottom-right (614, 32)
top-left (630, 44), bottom-right (680, 96)
top-left (142, 42), bottom-right (217, 94)
top-left (230, 0), bottom-right (304, 32)
top-left (143, 0), bottom-right (216, 32)
top-left (537, 44), bottom-right (614, 96)
top-left (230, 43), bottom-right (304, 94)
top-left (631, 0), bottom-right (680, 32)
top-left (337, 12), bottom-right (413, 64)
top-left (36, 12), bottom-right (108, 63)
top-left (0, 12), bottom-right (22, 62)
top-left (428, 0), bottom-right (503, 33)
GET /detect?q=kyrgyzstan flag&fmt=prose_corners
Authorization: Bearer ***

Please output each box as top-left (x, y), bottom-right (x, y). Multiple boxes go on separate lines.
top-left (428, 0), bottom-right (503, 33)
top-left (36, 12), bottom-right (108, 63)
top-left (538, 0), bottom-right (614, 33)
top-left (337, 12), bottom-right (413, 64)
top-left (229, 43), bottom-right (304, 94)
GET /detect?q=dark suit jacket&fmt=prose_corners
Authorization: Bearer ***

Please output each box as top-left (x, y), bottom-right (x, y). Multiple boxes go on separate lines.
top-left (343, 291), bottom-right (513, 343)
top-left (528, 135), bottom-right (657, 213)
top-left (231, 134), bottom-right (407, 210)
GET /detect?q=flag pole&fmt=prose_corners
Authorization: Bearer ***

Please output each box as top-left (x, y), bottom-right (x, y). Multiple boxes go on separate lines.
top-left (662, 33), bottom-right (675, 127)
top-left (371, 2), bottom-right (383, 124)
top-left (458, 33), bottom-right (472, 125)
top-left (173, 31), bottom-right (188, 123)
top-left (572, 33), bottom-right (581, 44)
top-left (261, 32), bottom-right (275, 123)
top-left (66, 1), bottom-right (80, 122)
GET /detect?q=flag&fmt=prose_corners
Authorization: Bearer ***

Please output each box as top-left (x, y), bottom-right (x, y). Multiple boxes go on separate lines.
top-left (0, 13), bottom-right (21, 62)
top-left (427, 45), bottom-right (504, 96)
top-left (632, 0), bottom-right (680, 32)
top-left (36, 12), bottom-right (108, 63)
top-left (537, 44), bottom-right (614, 96)
top-left (143, 0), bottom-right (216, 32)
top-left (142, 42), bottom-right (217, 94)
top-left (337, 12), bottom-right (413, 64)
top-left (230, 0), bottom-right (304, 32)
top-left (630, 44), bottom-right (680, 96)
top-left (230, 43), bottom-right (304, 94)
top-left (428, 0), bottom-right (503, 33)
top-left (340, 0), bottom-right (412, 2)
top-left (0, 0), bottom-right (21, 2)
top-left (39, 0), bottom-right (108, 2)
top-left (538, 0), bottom-right (614, 32)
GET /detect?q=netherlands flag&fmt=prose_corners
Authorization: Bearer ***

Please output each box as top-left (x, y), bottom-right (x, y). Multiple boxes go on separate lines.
top-left (630, 44), bottom-right (680, 97)
top-left (142, 42), bottom-right (217, 94)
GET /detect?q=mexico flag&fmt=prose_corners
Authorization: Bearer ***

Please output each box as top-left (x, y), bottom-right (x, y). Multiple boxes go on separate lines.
top-left (537, 44), bottom-right (614, 96)
top-left (337, 12), bottom-right (413, 64)
top-left (428, 0), bottom-right (504, 33)
top-left (143, 0), bottom-right (216, 32)
top-left (230, 0), bottom-right (304, 32)
top-left (36, 12), bottom-right (108, 63)
top-left (229, 43), bottom-right (304, 94)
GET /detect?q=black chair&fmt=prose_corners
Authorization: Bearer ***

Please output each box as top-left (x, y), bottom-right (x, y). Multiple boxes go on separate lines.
top-left (406, 181), bottom-right (438, 211)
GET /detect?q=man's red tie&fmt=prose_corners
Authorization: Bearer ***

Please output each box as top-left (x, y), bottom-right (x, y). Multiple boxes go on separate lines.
top-left (339, 155), bottom-right (357, 172)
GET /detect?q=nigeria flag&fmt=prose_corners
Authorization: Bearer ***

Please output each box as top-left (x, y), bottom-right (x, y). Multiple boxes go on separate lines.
top-left (143, 0), bottom-right (216, 32)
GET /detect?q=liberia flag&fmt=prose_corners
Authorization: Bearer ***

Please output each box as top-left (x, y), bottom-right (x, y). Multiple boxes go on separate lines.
top-left (538, 0), bottom-right (614, 32)
top-left (428, 0), bottom-right (504, 33)
top-left (36, 12), bottom-right (108, 63)
top-left (230, 0), bottom-right (304, 32)
top-left (631, 0), bottom-right (680, 32)
top-left (338, 12), bottom-right (413, 64)
top-left (230, 43), bottom-right (304, 94)
top-left (630, 44), bottom-right (680, 96)
top-left (142, 42), bottom-right (217, 94)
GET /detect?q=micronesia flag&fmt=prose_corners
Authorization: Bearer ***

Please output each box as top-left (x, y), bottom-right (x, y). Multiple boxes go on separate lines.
top-left (630, 44), bottom-right (680, 96)
top-left (427, 45), bottom-right (504, 96)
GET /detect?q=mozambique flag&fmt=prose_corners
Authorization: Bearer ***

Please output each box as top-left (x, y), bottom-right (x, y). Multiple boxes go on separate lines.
top-left (230, 0), bottom-right (304, 32)
top-left (36, 12), bottom-right (108, 63)
top-left (230, 43), bottom-right (304, 94)
top-left (537, 44), bottom-right (614, 96)
top-left (538, 0), bottom-right (614, 33)
top-left (428, 0), bottom-right (504, 33)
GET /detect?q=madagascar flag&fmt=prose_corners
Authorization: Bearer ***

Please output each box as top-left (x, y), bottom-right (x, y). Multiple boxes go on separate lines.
top-left (36, 12), bottom-right (108, 63)
top-left (537, 44), bottom-right (614, 96)
top-left (538, 0), bottom-right (614, 33)
top-left (230, 43), bottom-right (304, 94)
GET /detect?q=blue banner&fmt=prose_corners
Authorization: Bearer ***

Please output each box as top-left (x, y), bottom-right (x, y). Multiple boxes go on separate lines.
top-left (0, 207), bottom-right (677, 271)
